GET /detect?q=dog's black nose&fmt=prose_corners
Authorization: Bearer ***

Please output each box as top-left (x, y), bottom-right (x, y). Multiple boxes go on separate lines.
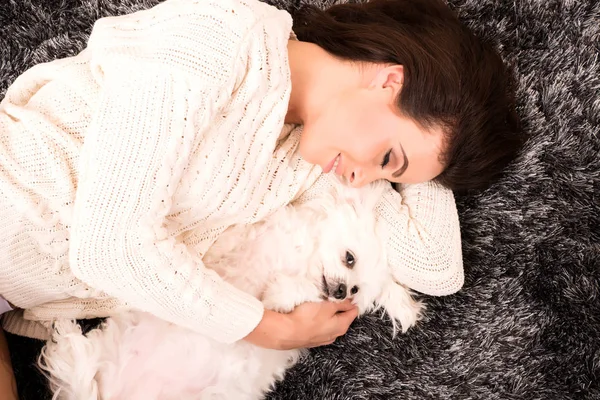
top-left (332, 283), bottom-right (347, 300)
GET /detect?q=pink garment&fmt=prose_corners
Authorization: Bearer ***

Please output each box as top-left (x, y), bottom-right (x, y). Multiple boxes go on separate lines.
top-left (0, 295), bottom-right (12, 315)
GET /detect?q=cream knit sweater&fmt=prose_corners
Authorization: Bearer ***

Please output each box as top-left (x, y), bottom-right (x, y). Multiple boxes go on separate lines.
top-left (0, 0), bottom-right (463, 342)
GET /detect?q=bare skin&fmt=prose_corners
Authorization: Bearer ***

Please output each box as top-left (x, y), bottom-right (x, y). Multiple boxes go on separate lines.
top-left (0, 327), bottom-right (18, 400)
top-left (286, 40), bottom-right (445, 186)
top-left (244, 40), bottom-right (446, 350)
top-left (245, 300), bottom-right (358, 350)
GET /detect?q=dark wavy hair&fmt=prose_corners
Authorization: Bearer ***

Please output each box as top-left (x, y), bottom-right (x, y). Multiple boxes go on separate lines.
top-left (293, 0), bottom-right (522, 192)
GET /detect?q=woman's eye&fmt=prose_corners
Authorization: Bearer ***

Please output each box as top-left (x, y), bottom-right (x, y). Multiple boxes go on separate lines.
top-left (380, 150), bottom-right (392, 168)
top-left (345, 251), bottom-right (356, 268)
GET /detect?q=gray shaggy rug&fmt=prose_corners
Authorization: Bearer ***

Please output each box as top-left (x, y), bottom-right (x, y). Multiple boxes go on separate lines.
top-left (1, 0), bottom-right (599, 399)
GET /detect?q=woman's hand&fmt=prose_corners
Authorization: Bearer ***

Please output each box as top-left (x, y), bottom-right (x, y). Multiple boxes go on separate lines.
top-left (243, 300), bottom-right (358, 350)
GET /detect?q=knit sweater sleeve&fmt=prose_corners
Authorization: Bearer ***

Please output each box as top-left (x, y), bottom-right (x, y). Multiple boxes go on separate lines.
top-left (376, 181), bottom-right (464, 296)
top-left (69, 0), bottom-right (279, 343)
top-left (296, 174), bottom-right (464, 296)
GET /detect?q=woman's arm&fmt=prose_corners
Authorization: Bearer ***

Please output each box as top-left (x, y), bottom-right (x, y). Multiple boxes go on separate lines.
top-left (376, 181), bottom-right (464, 295)
top-left (69, 2), bottom-right (271, 343)
top-left (71, 66), bottom-right (359, 346)
top-left (69, 0), bottom-right (358, 348)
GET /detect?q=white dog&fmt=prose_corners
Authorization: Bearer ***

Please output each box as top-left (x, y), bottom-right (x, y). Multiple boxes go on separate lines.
top-left (40, 179), bottom-right (423, 400)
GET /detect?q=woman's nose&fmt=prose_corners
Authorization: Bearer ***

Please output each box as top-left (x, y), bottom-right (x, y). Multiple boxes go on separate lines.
top-left (348, 168), bottom-right (367, 187)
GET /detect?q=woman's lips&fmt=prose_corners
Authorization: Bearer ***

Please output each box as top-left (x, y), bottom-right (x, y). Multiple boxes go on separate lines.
top-left (323, 154), bottom-right (340, 174)
top-left (335, 154), bottom-right (343, 175)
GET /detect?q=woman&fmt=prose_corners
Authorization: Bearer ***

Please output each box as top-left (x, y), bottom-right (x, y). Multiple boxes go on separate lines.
top-left (0, 0), bottom-right (520, 352)
top-left (1, 304), bottom-right (18, 400)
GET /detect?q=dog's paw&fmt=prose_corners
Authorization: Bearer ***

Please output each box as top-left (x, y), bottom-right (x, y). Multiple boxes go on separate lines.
top-left (262, 275), bottom-right (322, 313)
top-left (375, 279), bottom-right (424, 336)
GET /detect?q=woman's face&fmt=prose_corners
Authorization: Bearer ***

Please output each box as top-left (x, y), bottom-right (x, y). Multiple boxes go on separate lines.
top-left (299, 80), bottom-right (446, 188)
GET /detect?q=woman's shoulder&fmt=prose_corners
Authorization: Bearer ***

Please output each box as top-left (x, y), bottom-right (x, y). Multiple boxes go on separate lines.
top-left (86, 0), bottom-right (292, 79)
top-left (90, 0), bottom-right (288, 35)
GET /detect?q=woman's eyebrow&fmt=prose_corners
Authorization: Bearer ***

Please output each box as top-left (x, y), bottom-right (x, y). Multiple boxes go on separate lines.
top-left (392, 143), bottom-right (409, 178)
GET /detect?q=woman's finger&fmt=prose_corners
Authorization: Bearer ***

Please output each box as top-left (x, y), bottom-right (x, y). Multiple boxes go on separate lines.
top-left (309, 338), bottom-right (337, 348)
top-left (330, 299), bottom-right (356, 313)
top-left (335, 306), bottom-right (358, 332)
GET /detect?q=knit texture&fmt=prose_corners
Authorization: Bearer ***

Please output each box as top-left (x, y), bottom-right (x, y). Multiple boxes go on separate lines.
top-left (2, 0), bottom-right (599, 399)
top-left (297, 174), bottom-right (463, 295)
top-left (0, 0), bottom-right (461, 342)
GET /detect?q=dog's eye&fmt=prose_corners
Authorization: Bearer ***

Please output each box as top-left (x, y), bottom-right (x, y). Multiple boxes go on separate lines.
top-left (344, 251), bottom-right (356, 268)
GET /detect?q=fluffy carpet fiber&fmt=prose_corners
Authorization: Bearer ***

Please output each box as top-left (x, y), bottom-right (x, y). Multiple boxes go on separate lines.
top-left (1, 0), bottom-right (599, 399)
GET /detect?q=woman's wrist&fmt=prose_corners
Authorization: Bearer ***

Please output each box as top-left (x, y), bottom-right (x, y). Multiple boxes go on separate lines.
top-left (243, 309), bottom-right (295, 350)
top-left (243, 300), bottom-right (358, 350)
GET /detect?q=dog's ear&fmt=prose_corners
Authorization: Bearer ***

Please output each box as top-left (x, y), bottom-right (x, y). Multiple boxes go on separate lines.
top-left (374, 278), bottom-right (424, 337)
top-left (355, 180), bottom-right (392, 211)
top-left (321, 175), bottom-right (361, 211)
top-left (293, 174), bottom-right (350, 212)
top-left (295, 175), bottom-right (391, 215)
top-left (296, 194), bottom-right (335, 221)
top-left (327, 175), bottom-right (354, 200)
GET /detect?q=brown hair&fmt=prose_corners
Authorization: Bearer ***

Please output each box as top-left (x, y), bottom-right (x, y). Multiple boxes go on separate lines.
top-left (292, 0), bottom-right (522, 192)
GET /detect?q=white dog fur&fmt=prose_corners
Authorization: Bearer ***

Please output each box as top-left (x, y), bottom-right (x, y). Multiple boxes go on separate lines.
top-left (39, 179), bottom-right (423, 400)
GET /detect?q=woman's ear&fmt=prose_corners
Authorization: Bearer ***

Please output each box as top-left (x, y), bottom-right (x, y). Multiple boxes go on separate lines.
top-left (371, 65), bottom-right (404, 96)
